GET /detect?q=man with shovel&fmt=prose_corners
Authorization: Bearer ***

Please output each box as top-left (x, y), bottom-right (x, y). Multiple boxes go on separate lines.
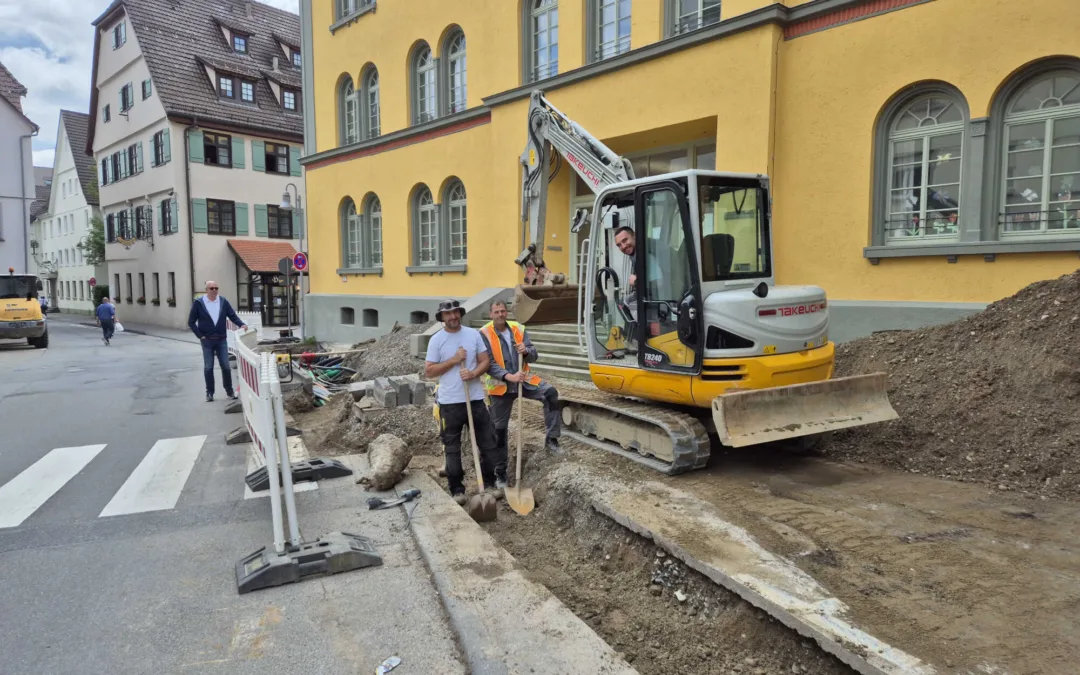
top-left (425, 299), bottom-right (501, 507)
top-left (480, 300), bottom-right (563, 481)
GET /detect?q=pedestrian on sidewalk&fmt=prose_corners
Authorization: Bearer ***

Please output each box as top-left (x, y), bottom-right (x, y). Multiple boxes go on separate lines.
top-left (480, 300), bottom-right (562, 466)
top-left (425, 299), bottom-right (501, 504)
top-left (187, 280), bottom-right (246, 402)
top-left (95, 297), bottom-right (116, 345)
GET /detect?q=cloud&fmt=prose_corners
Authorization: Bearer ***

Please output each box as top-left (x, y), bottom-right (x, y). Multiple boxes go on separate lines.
top-left (0, 0), bottom-right (300, 169)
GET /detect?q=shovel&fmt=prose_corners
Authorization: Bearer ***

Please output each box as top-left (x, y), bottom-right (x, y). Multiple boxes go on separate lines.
top-left (505, 374), bottom-right (535, 515)
top-left (463, 396), bottom-right (497, 522)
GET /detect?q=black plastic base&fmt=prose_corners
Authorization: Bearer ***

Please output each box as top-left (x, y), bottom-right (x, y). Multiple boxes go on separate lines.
top-left (244, 458), bottom-right (353, 491)
top-left (235, 532), bottom-right (382, 594)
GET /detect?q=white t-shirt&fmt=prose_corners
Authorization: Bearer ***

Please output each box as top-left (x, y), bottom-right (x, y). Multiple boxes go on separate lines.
top-left (202, 295), bottom-right (221, 325)
top-left (426, 326), bottom-right (487, 404)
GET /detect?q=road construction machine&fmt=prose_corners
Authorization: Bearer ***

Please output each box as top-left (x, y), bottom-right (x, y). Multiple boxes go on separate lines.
top-left (513, 91), bottom-right (896, 474)
top-left (0, 267), bottom-right (49, 349)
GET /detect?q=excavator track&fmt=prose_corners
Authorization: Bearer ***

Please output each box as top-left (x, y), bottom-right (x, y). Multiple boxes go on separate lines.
top-left (557, 388), bottom-right (711, 475)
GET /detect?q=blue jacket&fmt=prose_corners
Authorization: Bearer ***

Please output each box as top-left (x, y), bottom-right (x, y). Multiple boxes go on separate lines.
top-left (187, 296), bottom-right (245, 340)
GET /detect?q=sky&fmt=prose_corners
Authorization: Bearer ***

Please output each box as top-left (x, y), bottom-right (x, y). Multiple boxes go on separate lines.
top-left (0, 0), bottom-right (300, 169)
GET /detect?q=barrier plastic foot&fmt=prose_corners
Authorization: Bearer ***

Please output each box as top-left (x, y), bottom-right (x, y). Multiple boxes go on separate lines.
top-left (244, 458), bottom-right (353, 491)
top-left (235, 532), bottom-right (383, 594)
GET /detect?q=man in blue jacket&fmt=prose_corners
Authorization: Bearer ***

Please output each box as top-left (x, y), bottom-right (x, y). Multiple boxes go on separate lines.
top-left (188, 280), bottom-right (246, 402)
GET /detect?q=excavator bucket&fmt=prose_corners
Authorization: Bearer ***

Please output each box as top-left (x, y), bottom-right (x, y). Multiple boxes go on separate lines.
top-left (712, 373), bottom-right (898, 448)
top-left (513, 284), bottom-right (581, 325)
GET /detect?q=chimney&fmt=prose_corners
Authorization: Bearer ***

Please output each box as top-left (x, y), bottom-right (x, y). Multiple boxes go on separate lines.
top-left (272, 56), bottom-right (280, 72)
top-left (246, 2), bottom-right (254, 19)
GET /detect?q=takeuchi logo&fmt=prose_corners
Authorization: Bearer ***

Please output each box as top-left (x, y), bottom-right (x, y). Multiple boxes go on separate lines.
top-left (777, 302), bottom-right (826, 317)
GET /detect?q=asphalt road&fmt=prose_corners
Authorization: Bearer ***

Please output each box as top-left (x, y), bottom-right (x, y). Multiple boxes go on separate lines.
top-left (0, 320), bottom-right (464, 674)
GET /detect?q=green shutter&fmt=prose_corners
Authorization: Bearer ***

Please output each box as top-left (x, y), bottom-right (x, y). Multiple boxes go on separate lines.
top-left (144, 78), bottom-right (152, 97)
top-left (162, 128), bottom-right (171, 162)
top-left (192, 198), bottom-right (208, 233)
top-left (188, 130), bottom-right (204, 163)
top-left (120, 151), bottom-right (128, 178)
top-left (289, 147), bottom-right (302, 177)
top-left (157, 202), bottom-right (164, 235)
top-left (293, 209), bottom-right (304, 240)
top-left (235, 202), bottom-right (249, 235)
top-left (254, 204), bottom-right (268, 236)
top-left (136, 142), bottom-right (144, 173)
top-left (170, 199), bottom-right (179, 233)
top-left (251, 140), bottom-right (265, 172)
top-left (232, 137), bottom-right (246, 169)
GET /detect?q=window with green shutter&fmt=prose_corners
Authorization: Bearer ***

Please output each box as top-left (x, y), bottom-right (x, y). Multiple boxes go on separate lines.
top-left (188, 130), bottom-right (204, 163)
top-left (235, 203), bottom-right (250, 235)
top-left (251, 140), bottom-right (266, 172)
top-left (254, 204), bottom-right (269, 236)
top-left (232, 137), bottom-right (246, 169)
top-left (192, 198), bottom-right (208, 233)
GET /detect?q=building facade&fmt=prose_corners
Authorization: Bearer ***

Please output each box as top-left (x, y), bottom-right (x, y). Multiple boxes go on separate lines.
top-left (0, 61), bottom-right (37, 274)
top-left (298, 0), bottom-right (1080, 344)
top-left (88, 0), bottom-right (306, 329)
top-left (30, 111), bottom-right (105, 315)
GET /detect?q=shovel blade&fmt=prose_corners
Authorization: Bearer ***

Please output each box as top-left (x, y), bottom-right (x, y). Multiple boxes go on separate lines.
top-left (466, 493), bottom-right (498, 522)
top-left (505, 486), bottom-right (535, 516)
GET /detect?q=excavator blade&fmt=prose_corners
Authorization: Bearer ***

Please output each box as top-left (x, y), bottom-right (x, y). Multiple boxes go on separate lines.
top-left (712, 373), bottom-right (898, 448)
top-left (513, 284), bottom-right (581, 325)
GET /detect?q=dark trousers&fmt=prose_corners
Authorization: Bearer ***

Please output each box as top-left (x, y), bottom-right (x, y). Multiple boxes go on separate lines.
top-left (201, 338), bottom-right (234, 396)
top-left (439, 399), bottom-right (501, 494)
top-left (100, 319), bottom-right (115, 340)
top-left (491, 383), bottom-right (560, 479)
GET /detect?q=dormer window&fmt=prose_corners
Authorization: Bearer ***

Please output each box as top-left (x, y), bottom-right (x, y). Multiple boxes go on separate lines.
top-left (283, 90), bottom-right (297, 111)
top-left (292, 51), bottom-right (301, 68)
top-left (218, 76), bottom-right (234, 99)
top-left (233, 35), bottom-right (248, 54)
top-left (240, 80), bottom-right (255, 103)
top-left (111, 21), bottom-right (126, 50)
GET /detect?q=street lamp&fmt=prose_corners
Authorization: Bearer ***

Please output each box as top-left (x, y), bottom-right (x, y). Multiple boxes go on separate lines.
top-left (280, 183), bottom-right (305, 339)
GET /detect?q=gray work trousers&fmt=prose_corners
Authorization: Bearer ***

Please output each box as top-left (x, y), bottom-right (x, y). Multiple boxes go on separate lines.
top-left (489, 382), bottom-right (561, 440)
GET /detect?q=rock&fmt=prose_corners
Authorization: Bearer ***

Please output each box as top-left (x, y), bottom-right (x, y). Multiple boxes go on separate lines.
top-left (367, 434), bottom-right (412, 490)
top-left (675, 589), bottom-right (688, 602)
top-left (754, 669), bottom-right (767, 675)
top-left (649, 584), bottom-right (662, 597)
top-left (656, 550), bottom-right (666, 559)
top-left (1002, 506), bottom-right (1036, 519)
top-left (745, 657), bottom-right (758, 666)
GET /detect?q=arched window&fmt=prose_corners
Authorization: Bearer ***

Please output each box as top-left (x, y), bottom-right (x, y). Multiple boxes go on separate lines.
top-left (447, 32), bottom-right (467, 114)
top-left (1000, 70), bottom-right (1080, 235)
top-left (363, 195), bottom-right (383, 267)
top-left (668, 0), bottom-right (721, 36)
top-left (445, 181), bottom-right (467, 263)
top-left (526, 0), bottom-right (558, 83)
top-left (414, 186), bottom-right (438, 265)
top-left (341, 198), bottom-right (361, 267)
top-left (882, 95), bottom-right (965, 241)
top-left (339, 77), bottom-right (358, 145)
top-left (413, 45), bottom-right (437, 124)
top-left (591, 0), bottom-right (631, 62)
top-left (361, 66), bottom-right (380, 139)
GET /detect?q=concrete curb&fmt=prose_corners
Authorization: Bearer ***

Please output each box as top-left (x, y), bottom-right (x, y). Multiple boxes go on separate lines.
top-left (401, 473), bottom-right (638, 675)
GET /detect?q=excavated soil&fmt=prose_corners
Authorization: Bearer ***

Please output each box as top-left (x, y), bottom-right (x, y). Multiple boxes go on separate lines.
top-left (824, 269), bottom-right (1080, 501)
top-left (291, 394), bottom-right (443, 459)
top-left (343, 321), bottom-right (432, 381)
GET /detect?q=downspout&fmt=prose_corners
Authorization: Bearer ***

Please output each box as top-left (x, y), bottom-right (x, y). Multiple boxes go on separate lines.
top-left (19, 130), bottom-right (37, 273)
top-left (184, 117), bottom-right (198, 302)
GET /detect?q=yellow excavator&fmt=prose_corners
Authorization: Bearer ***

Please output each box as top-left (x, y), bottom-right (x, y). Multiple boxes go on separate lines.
top-left (513, 91), bottom-right (896, 474)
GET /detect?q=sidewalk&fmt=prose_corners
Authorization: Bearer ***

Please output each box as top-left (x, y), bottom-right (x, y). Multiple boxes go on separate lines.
top-left (48, 312), bottom-right (200, 345)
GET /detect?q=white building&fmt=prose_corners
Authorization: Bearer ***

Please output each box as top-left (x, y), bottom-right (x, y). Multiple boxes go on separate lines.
top-left (31, 111), bottom-right (106, 314)
top-left (87, 0), bottom-right (306, 329)
top-left (0, 61), bottom-right (38, 274)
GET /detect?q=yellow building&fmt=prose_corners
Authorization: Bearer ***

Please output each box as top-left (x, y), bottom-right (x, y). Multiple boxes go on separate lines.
top-left (295, 0), bottom-right (1080, 343)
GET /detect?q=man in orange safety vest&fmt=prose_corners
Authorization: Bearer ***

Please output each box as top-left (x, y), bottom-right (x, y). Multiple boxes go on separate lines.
top-left (480, 300), bottom-right (563, 488)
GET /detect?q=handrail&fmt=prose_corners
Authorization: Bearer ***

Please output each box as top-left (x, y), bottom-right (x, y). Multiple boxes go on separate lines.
top-left (576, 237), bottom-right (591, 353)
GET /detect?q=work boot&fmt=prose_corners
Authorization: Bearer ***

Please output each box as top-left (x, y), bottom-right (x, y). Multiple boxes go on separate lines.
top-left (489, 487), bottom-right (505, 500)
top-left (495, 477), bottom-right (508, 490)
top-left (546, 437), bottom-right (563, 454)
top-left (452, 492), bottom-right (467, 506)
top-left (206, 393), bottom-right (214, 403)
top-left (226, 391), bottom-right (239, 400)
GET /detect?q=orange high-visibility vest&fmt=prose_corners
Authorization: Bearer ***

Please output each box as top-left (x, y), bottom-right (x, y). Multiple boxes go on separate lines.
top-left (481, 320), bottom-right (542, 396)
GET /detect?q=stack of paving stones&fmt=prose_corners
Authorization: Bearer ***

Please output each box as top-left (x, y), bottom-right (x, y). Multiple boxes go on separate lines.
top-left (350, 374), bottom-right (430, 409)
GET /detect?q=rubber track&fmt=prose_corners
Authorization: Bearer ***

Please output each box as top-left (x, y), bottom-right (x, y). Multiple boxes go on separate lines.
top-left (558, 388), bottom-right (711, 475)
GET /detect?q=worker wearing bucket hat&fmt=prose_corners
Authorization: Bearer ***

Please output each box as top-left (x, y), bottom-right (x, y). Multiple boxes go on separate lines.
top-left (425, 299), bottom-right (501, 503)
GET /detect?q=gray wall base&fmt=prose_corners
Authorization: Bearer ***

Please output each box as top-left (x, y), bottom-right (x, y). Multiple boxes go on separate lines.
top-left (304, 293), bottom-right (455, 345)
top-left (829, 300), bottom-right (985, 343)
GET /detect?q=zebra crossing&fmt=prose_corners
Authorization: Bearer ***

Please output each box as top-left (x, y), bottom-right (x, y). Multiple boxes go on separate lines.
top-left (0, 435), bottom-right (316, 530)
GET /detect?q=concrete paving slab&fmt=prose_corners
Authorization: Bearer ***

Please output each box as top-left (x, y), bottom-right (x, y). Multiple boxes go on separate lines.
top-left (402, 472), bottom-right (637, 675)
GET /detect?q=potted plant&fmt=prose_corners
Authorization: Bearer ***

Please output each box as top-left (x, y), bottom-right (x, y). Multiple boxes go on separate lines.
top-left (151, 298), bottom-right (161, 306)
top-left (113, 296), bottom-right (120, 303)
top-left (136, 296), bottom-right (146, 305)
top-left (125, 296), bottom-right (133, 304)
top-left (166, 296), bottom-right (176, 307)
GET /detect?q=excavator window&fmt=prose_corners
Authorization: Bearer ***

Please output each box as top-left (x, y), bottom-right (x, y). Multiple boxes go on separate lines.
top-left (698, 181), bottom-right (771, 282)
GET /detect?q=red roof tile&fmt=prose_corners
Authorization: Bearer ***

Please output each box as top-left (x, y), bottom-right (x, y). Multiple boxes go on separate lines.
top-left (228, 239), bottom-right (298, 273)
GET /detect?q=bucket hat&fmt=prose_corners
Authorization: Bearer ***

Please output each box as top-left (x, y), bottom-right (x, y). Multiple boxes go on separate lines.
top-left (435, 299), bottom-right (465, 322)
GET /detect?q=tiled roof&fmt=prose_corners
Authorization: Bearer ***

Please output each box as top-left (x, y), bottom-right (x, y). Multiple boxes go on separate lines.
top-left (88, 0), bottom-right (302, 151)
top-left (0, 61), bottom-right (27, 113)
top-left (30, 185), bottom-right (52, 222)
top-left (59, 110), bottom-right (99, 206)
top-left (228, 239), bottom-right (297, 273)
top-left (263, 68), bottom-right (301, 89)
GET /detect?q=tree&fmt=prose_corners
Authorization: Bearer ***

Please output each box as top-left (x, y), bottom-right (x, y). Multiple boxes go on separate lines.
top-left (78, 216), bottom-right (106, 266)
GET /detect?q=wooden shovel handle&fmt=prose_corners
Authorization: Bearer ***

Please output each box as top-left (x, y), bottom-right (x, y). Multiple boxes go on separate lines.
top-left (463, 397), bottom-right (485, 491)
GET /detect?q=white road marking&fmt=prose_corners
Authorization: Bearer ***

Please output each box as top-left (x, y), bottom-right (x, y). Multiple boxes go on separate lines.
top-left (0, 444), bottom-right (106, 528)
top-left (99, 436), bottom-right (206, 517)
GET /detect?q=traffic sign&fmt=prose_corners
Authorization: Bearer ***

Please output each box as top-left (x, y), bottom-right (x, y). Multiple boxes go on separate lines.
top-left (278, 257), bottom-right (293, 276)
top-left (292, 252), bottom-right (308, 272)
top-left (89, 277), bottom-right (97, 286)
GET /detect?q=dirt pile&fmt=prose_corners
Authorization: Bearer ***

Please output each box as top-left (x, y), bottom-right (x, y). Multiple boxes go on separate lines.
top-left (283, 388), bottom-right (314, 415)
top-left (342, 321), bottom-right (434, 381)
top-left (343, 405), bottom-right (443, 456)
top-left (825, 270), bottom-right (1080, 500)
